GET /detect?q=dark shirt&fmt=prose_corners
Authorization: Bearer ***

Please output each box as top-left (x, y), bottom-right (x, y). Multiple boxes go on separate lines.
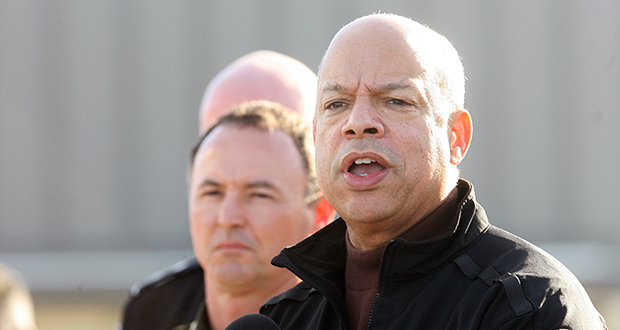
top-left (345, 187), bottom-right (459, 330)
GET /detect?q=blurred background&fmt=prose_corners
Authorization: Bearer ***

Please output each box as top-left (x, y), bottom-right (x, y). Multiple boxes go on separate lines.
top-left (0, 0), bottom-right (618, 329)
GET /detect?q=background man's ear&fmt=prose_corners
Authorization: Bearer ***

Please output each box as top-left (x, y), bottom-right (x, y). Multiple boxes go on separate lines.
top-left (312, 196), bottom-right (335, 232)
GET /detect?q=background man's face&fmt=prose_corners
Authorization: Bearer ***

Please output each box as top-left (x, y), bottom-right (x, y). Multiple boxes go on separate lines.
top-left (314, 21), bottom-right (452, 228)
top-left (189, 126), bottom-right (315, 288)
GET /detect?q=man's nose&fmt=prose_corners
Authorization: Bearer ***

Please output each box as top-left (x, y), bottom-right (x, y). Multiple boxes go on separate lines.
top-left (341, 99), bottom-right (384, 139)
top-left (217, 193), bottom-right (247, 229)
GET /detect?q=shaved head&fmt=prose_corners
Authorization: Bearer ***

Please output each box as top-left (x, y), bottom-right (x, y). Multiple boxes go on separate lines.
top-left (199, 50), bottom-right (317, 133)
top-left (313, 13), bottom-right (472, 247)
top-left (319, 14), bottom-right (465, 120)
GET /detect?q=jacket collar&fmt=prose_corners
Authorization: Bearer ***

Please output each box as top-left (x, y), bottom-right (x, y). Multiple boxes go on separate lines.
top-left (271, 180), bottom-right (490, 321)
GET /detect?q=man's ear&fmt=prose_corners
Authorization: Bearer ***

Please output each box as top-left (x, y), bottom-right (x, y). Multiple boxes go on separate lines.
top-left (449, 109), bottom-right (473, 165)
top-left (310, 196), bottom-right (334, 233)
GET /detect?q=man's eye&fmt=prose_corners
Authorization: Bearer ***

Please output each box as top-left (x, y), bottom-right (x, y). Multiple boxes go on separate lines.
top-left (251, 192), bottom-right (272, 199)
top-left (202, 190), bottom-right (222, 197)
top-left (388, 99), bottom-right (408, 106)
top-left (326, 101), bottom-right (345, 110)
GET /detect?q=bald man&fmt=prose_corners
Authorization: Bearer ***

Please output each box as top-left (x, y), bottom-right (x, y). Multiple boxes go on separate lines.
top-left (260, 14), bottom-right (607, 329)
top-left (199, 50), bottom-right (317, 131)
top-left (120, 51), bottom-right (319, 330)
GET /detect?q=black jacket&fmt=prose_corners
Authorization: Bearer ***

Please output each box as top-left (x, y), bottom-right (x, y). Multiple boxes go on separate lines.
top-left (121, 258), bottom-right (205, 330)
top-left (261, 180), bottom-right (607, 329)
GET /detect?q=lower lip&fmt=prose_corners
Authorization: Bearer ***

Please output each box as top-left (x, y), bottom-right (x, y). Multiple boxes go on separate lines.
top-left (216, 244), bottom-right (249, 252)
top-left (342, 168), bottom-right (389, 190)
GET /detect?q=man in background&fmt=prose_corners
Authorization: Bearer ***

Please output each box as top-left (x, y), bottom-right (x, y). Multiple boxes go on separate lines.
top-left (120, 50), bottom-right (323, 330)
top-left (175, 101), bottom-right (330, 330)
top-left (198, 50), bottom-right (317, 131)
top-left (0, 264), bottom-right (37, 330)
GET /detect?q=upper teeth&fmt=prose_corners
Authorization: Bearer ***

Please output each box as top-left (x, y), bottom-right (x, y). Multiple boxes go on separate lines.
top-left (354, 158), bottom-right (377, 165)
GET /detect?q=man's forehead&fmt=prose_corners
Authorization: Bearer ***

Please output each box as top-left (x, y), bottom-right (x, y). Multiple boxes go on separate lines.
top-left (320, 41), bottom-right (423, 79)
top-left (319, 53), bottom-right (425, 85)
top-left (319, 78), bottom-right (422, 94)
top-left (192, 127), bottom-right (308, 194)
top-left (196, 126), bottom-right (305, 170)
top-left (318, 15), bottom-right (443, 82)
top-left (200, 125), bottom-right (281, 153)
top-left (318, 52), bottom-right (428, 99)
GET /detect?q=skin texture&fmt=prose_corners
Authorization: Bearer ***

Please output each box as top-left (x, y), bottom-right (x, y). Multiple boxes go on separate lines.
top-left (314, 14), bottom-right (472, 251)
top-left (199, 50), bottom-right (317, 132)
top-left (189, 126), bottom-right (325, 330)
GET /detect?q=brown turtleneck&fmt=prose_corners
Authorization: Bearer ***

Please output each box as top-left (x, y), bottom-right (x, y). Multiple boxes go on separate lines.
top-left (344, 187), bottom-right (460, 330)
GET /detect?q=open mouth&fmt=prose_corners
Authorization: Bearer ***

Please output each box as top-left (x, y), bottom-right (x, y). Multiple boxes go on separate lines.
top-left (348, 157), bottom-right (386, 177)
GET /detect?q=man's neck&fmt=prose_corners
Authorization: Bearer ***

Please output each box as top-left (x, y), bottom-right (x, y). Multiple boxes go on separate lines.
top-left (346, 186), bottom-right (460, 251)
top-left (204, 274), bottom-right (300, 330)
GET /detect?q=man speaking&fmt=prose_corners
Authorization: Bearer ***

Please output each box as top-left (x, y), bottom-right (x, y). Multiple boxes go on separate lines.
top-left (260, 13), bottom-right (607, 329)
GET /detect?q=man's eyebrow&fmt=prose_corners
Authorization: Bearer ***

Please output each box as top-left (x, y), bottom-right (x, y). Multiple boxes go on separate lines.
top-left (321, 81), bottom-right (418, 93)
top-left (198, 179), bottom-right (221, 188)
top-left (380, 81), bottom-right (416, 92)
top-left (246, 180), bottom-right (280, 192)
top-left (320, 82), bottom-right (343, 93)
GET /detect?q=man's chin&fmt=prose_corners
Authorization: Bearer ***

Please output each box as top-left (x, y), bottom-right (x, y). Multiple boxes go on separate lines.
top-left (338, 197), bottom-right (396, 223)
top-left (210, 263), bottom-right (258, 286)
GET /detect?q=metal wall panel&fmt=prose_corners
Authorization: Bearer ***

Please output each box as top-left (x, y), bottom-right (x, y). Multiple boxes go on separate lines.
top-left (0, 0), bottom-right (618, 257)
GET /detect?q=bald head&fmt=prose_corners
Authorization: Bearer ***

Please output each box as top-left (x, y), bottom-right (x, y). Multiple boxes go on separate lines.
top-left (199, 50), bottom-right (317, 133)
top-left (319, 14), bottom-right (465, 118)
top-left (313, 14), bottom-right (472, 246)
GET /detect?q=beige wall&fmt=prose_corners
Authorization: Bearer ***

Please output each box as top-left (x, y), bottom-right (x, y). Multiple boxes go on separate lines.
top-left (2, 0), bottom-right (618, 250)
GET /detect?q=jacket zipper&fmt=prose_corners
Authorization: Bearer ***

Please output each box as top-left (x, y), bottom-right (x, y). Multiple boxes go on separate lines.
top-left (366, 239), bottom-right (394, 330)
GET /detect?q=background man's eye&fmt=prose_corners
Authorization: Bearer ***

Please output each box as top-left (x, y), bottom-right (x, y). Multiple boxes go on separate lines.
top-left (252, 192), bottom-right (271, 199)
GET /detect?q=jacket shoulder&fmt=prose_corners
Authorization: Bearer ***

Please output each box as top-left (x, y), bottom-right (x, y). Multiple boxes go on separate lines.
top-left (456, 226), bottom-right (607, 329)
top-left (261, 282), bottom-right (344, 330)
top-left (121, 257), bottom-right (205, 330)
top-left (263, 281), bottom-right (316, 307)
top-left (130, 257), bottom-right (203, 298)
